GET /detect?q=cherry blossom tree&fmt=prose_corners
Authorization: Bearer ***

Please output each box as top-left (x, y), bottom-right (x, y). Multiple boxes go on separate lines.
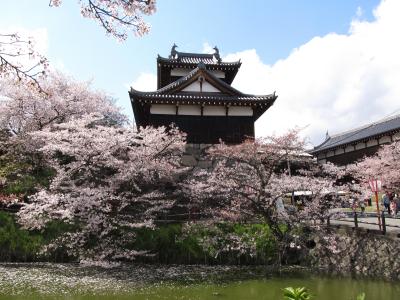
top-left (185, 131), bottom-right (350, 264)
top-left (0, 71), bottom-right (125, 137)
top-left (49, 0), bottom-right (157, 40)
top-left (17, 114), bottom-right (186, 263)
top-left (350, 138), bottom-right (400, 191)
top-left (0, 33), bottom-right (48, 89)
top-left (0, 71), bottom-right (126, 200)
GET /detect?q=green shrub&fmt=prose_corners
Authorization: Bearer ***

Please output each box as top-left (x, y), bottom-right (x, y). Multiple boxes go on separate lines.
top-left (0, 212), bottom-right (74, 262)
top-left (133, 223), bottom-right (277, 264)
top-left (0, 212), bottom-right (43, 261)
top-left (2, 167), bottom-right (54, 195)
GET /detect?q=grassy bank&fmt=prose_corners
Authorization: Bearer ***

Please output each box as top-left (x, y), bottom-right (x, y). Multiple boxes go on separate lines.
top-left (0, 211), bottom-right (278, 264)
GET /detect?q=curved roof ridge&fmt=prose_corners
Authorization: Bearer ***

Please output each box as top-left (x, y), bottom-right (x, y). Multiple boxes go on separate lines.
top-left (156, 66), bottom-right (201, 93)
top-left (128, 92), bottom-right (274, 100)
top-left (131, 62), bottom-right (278, 102)
top-left (330, 113), bottom-right (400, 138)
top-left (157, 54), bottom-right (241, 66)
top-left (200, 66), bottom-right (243, 96)
top-left (177, 51), bottom-right (214, 58)
top-left (311, 113), bottom-right (400, 153)
top-left (133, 64), bottom-right (246, 96)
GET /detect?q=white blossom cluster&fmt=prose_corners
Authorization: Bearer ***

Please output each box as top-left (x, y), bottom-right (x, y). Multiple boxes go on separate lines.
top-left (50, 0), bottom-right (157, 40)
top-left (17, 114), bottom-right (186, 262)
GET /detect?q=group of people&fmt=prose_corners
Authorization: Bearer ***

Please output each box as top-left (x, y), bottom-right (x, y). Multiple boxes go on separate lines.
top-left (382, 192), bottom-right (400, 217)
top-left (348, 192), bottom-right (400, 218)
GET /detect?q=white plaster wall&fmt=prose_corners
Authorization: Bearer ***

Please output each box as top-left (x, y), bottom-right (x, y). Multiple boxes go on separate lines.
top-left (203, 106), bottom-right (226, 116)
top-left (355, 142), bottom-right (366, 150)
top-left (228, 106), bottom-right (253, 116)
top-left (171, 68), bottom-right (190, 77)
top-left (367, 139), bottom-right (378, 147)
top-left (345, 145), bottom-right (355, 152)
top-left (203, 81), bottom-right (221, 92)
top-left (335, 148), bottom-right (345, 155)
top-left (379, 136), bottom-right (391, 144)
top-left (182, 81), bottom-right (221, 93)
top-left (319, 159), bottom-right (327, 164)
top-left (150, 104), bottom-right (176, 115)
top-left (178, 105), bottom-right (201, 115)
top-left (317, 153), bottom-right (326, 159)
top-left (182, 81), bottom-right (201, 92)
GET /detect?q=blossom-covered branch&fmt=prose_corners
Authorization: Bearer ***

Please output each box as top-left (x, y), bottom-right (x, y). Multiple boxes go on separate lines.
top-left (0, 33), bottom-right (48, 89)
top-left (185, 130), bottom-right (352, 263)
top-left (17, 115), bottom-right (186, 262)
top-left (0, 71), bottom-right (125, 137)
top-left (350, 138), bottom-right (400, 191)
top-left (49, 0), bottom-right (157, 40)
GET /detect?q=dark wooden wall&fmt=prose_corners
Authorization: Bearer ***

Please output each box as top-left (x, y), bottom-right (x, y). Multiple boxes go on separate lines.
top-left (322, 145), bottom-right (381, 165)
top-left (148, 114), bottom-right (255, 144)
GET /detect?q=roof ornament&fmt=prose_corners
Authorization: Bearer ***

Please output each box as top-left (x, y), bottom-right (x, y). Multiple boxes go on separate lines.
top-left (213, 46), bottom-right (221, 63)
top-left (325, 130), bottom-right (330, 140)
top-left (169, 43), bottom-right (178, 59)
top-left (197, 61), bottom-right (206, 70)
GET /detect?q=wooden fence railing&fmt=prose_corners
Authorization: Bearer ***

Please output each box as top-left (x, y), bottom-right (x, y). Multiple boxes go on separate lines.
top-left (328, 211), bottom-right (400, 235)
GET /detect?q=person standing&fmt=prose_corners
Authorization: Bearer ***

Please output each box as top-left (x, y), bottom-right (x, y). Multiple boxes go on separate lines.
top-left (382, 192), bottom-right (390, 213)
top-left (390, 199), bottom-right (397, 217)
top-left (394, 194), bottom-right (400, 217)
top-left (360, 199), bottom-right (366, 216)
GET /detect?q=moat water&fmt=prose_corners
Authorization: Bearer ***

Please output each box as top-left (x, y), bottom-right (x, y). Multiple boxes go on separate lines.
top-left (0, 263), bottom-right (398, 300)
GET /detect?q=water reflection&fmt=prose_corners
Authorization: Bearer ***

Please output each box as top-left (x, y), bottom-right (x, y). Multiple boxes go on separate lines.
top-left (0, 264), bottom-right (398, 300)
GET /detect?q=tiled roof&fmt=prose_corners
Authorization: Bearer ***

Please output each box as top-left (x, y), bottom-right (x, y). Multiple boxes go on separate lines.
top-left (130, 62), bottom-right (276, 105)
top-left (155, 63), bottom-right (242, 95)
top-left (129, 91), bottom-right (275, 104)
top-left (311, 114), bottom-right (400, 153)
top-left (176, 52), bottom-right (215, 64)
top-left (157, 52), bottom-right (241, 67)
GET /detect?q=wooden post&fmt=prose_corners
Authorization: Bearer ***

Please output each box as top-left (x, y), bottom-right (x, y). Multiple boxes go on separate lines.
top-left (375, 191), bottom-right (382, 231)
top-left (381, 211), bottom-right (386, 235)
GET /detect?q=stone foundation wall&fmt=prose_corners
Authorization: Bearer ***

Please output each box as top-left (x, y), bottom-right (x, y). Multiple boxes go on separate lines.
top-left (181, 144), bottom-right (214, 170)
top-left (309, 227), bottom-right (400, 280)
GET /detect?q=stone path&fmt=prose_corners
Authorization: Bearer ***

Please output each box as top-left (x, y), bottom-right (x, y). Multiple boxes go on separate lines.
top-left (331, 214), bottom-right (400, 233)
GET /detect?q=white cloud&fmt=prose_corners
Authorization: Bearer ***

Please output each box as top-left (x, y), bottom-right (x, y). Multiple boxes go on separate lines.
top-left (129, 72), bottom-right (157, 91)
top-left (202, 42), bottom-right (214, 54)
top-left (0, 27), bottom-right (48, 68)
top-left (128, 0), bottom-right (400, 147)
top-left (225, 0), bottom-right (400, 146)
top-left (356, 6), bottom-right (363, 19)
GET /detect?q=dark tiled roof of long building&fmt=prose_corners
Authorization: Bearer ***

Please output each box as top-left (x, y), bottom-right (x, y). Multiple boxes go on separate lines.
top-left (311, 114), bottom-right (400, 153)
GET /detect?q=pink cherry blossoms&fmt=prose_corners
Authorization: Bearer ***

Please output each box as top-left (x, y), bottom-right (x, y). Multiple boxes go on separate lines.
top-left (49, 0), bottom-right (157, 40)
top-left (350, 139), bottom-right (400, 191)
top-left (185, 130), bottom-right (352, 261)
top-left (0, 33), bottom-right (48, 88)
top-left (0, 71), bottom-right (124, 136)
top-left (17, 114), bottom-right (186, 262)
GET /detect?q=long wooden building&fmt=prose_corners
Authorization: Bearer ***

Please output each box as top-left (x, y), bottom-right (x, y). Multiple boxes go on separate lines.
top-left (310, 114), bottom-right (400, 165)
top-left (129, 45), bottom-right (277, 144)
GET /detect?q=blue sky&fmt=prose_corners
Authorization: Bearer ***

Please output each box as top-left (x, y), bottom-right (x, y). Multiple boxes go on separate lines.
top-left (3, 0), bottom-right (399, 145)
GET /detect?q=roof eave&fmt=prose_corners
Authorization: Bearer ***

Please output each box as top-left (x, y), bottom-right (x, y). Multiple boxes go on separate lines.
top-left (157, 55), bottom-right (241, 68)
top-left (310, 128), bottom-right (400, 154)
